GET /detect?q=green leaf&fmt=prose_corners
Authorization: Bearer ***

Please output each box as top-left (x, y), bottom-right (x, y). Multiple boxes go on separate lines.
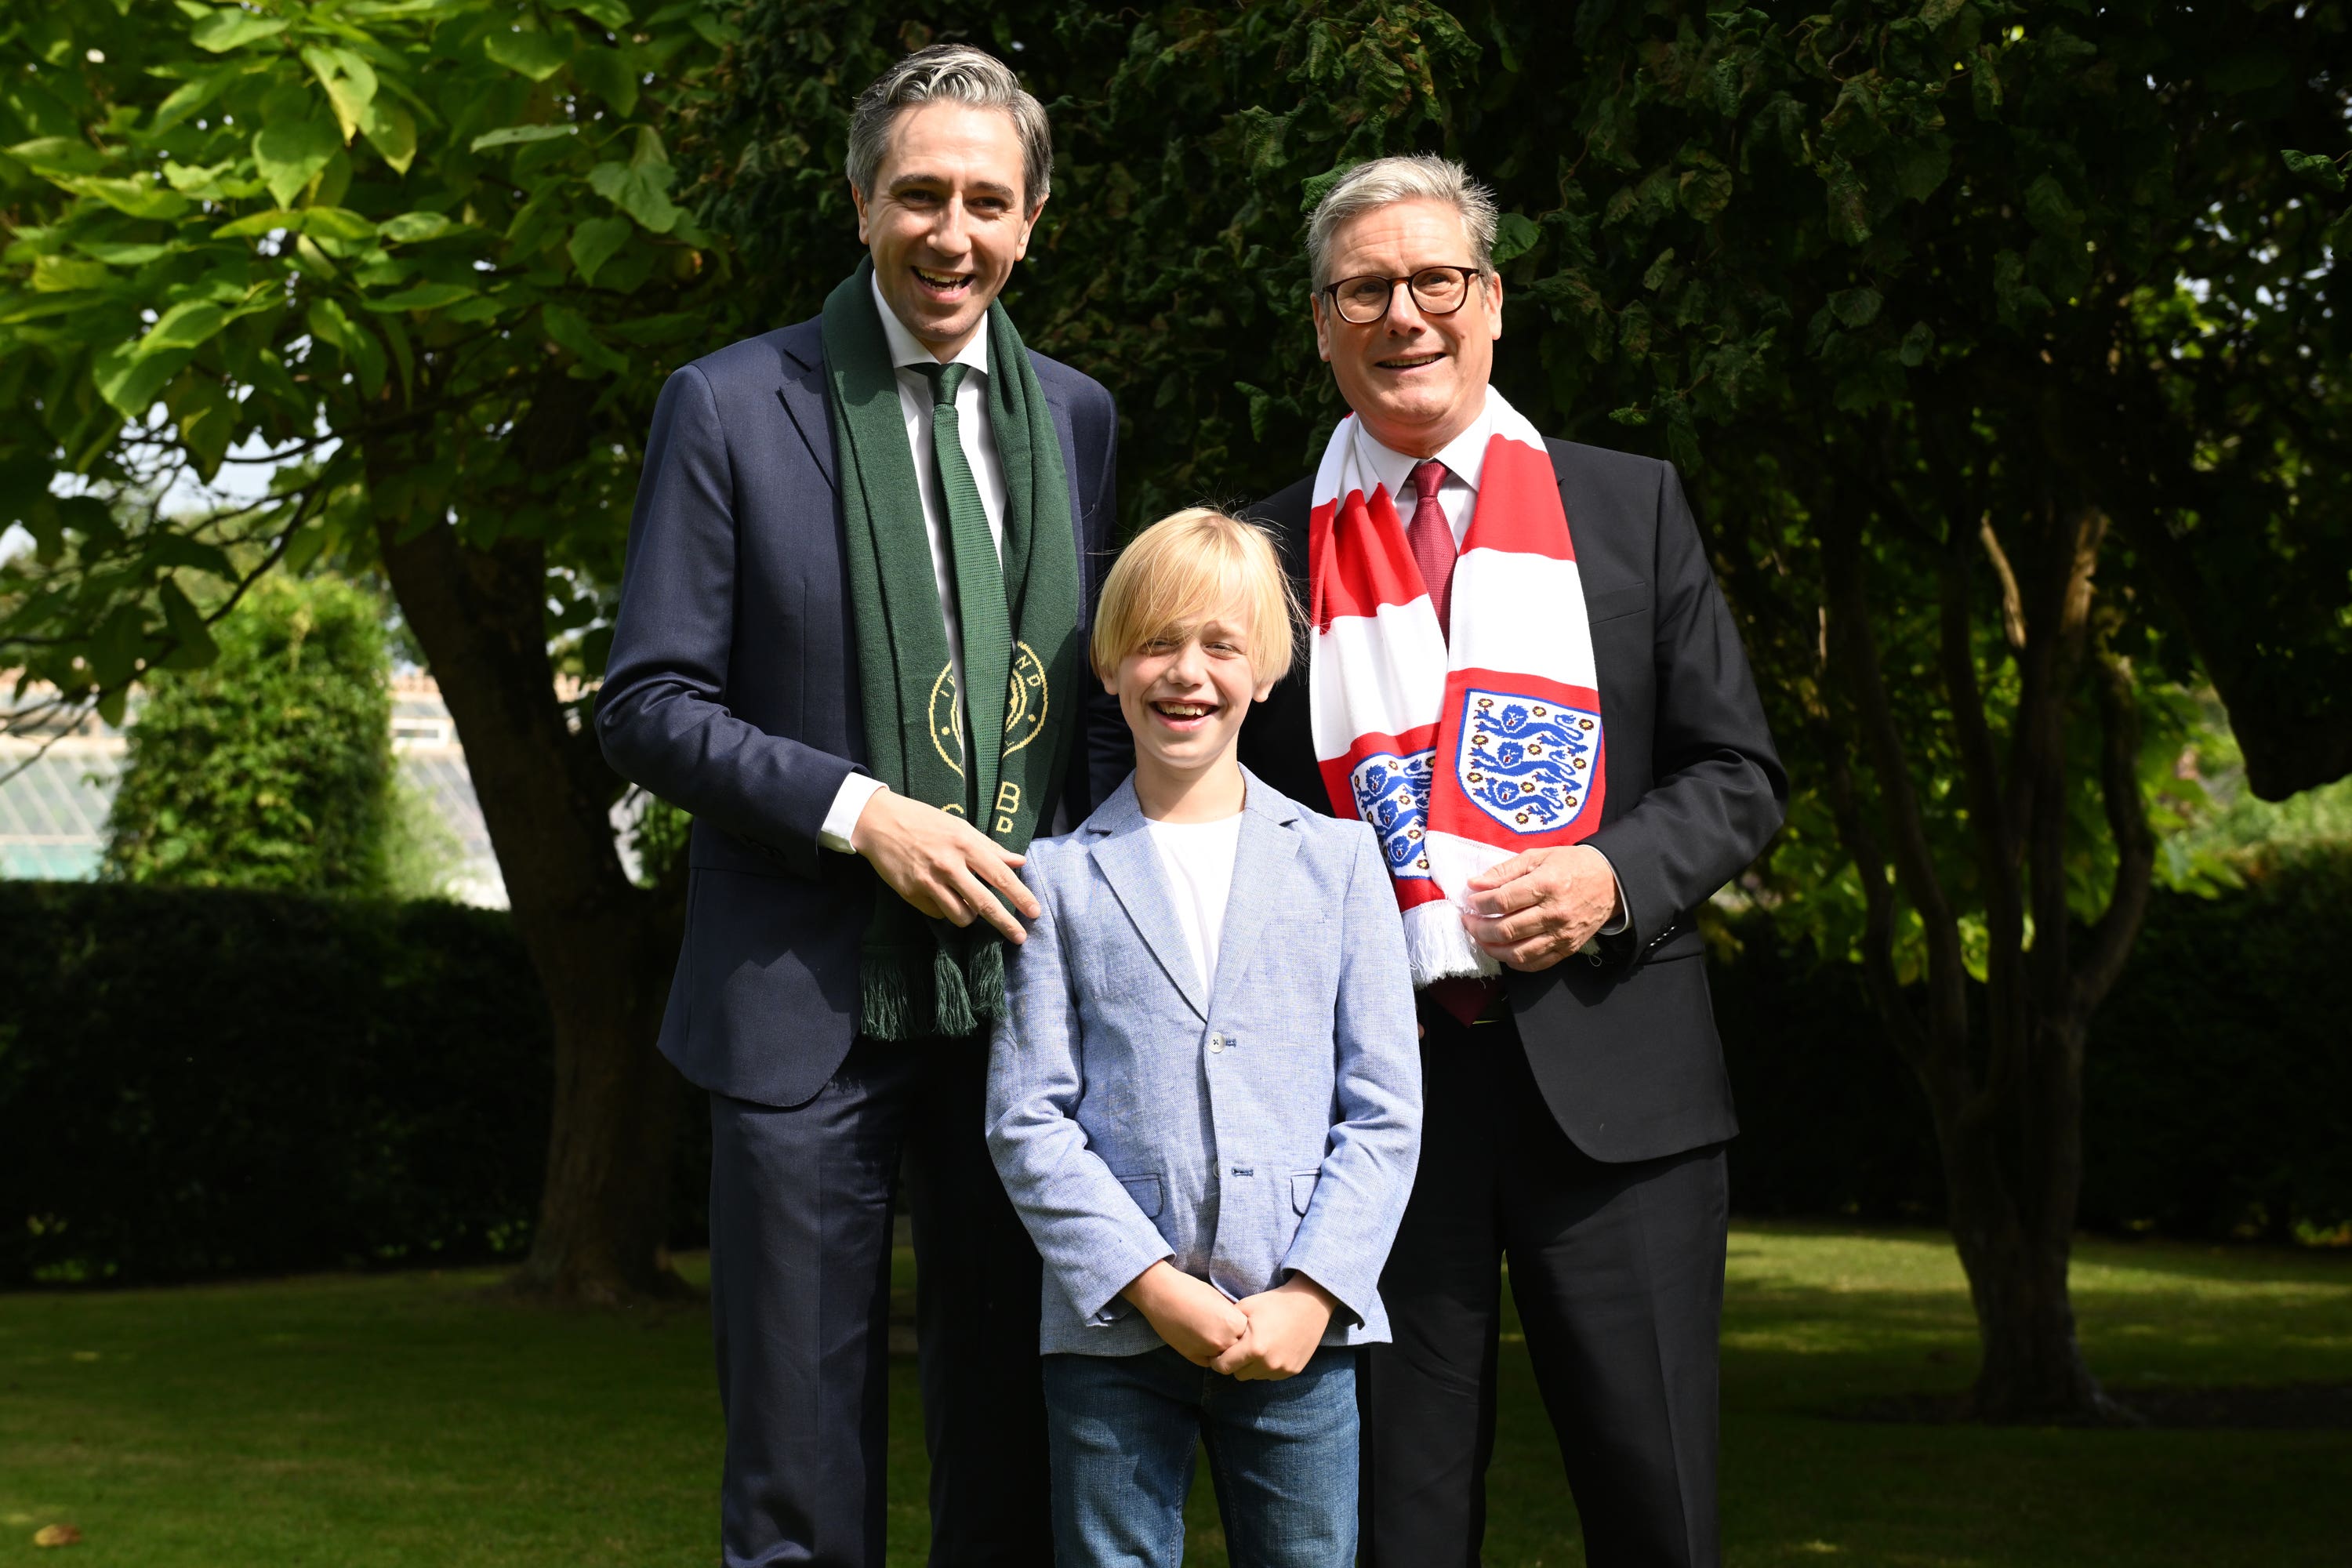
top-left (2281, 149), bottom-right (2347, 193)
top-left (6, 137), bottom-right (113, 176)
top-left (567, 216), bottom-right (633, 284)
top-left (571, 43), bottom-right (641, 116)
top-left (189, 8), bottom-right (290, 52)
top-left (1830, 286), bottom-right (1882, 328)
top-left (156, 579), bottom-right (220, 670)
top-left (485, 26), bottom-right (573, 82)
top-left (55, 176), bottom-right (193, 221)
top-left (557, 0), bottom-right (633, 27)
top-left (306, 299), bottom-right (385, 397)
top-left (94, 341), bottom-right (195, 418)
top-left (361, 99), bottom-right (418, 176)
top-left (141, 299), bottom-right (230, 352)
top-left (213, 209), bottom-right (301, 238)
top-left (74, 241), bottom-right (173, 267)
top-left (297, 207), bottom-right (379, 242)
top-left (2024, 172), bottom-right (2083, 240)
top-left (1918, 0), bottom-right (1966, 25)
top-left (1642, 248), bottom-right (1677, 292)
top-left (1490, 212), bottom-right (1540, 267)
top-left (302, 45), bottom-right (379, 143)
top-left (589, 158), bottom-right (681, 232)
top-left (350, 97), bottom-right (416, 176)
top-left (379, 211), bottom-right (457, 244)
top-left (163, 158), bottom-right (238, 194)
top-left (253, 117), bottom-right (339, 208)
top-left (1898, 320), bottom-right (1935, 366)
top-left (361, 281), bottom-right (477, 311)
top-left (540, 303), bottom-right (629, 374)
top-left (31, 255), bottom-right (111, 292)
top-left (470, 122), bottom-right (579, 152)
top-left (1823, 160), bottom-right (1871, 246)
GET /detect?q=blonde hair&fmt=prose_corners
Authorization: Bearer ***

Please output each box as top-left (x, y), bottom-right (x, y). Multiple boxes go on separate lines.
top-left (1091, 508), bottom-right (1300, 685)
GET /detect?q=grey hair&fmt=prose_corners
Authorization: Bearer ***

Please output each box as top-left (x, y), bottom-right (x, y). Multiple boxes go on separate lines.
top-left (1305, 154), bottom-right (1500, 289)
top-left (845, 45), bottom-right (1052, 212)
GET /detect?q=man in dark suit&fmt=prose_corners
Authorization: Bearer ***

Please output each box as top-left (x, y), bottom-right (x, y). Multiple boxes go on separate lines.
top-left (1238, 156), bottom-right (1786, 1568)
top-left (597, 45), bottom-right (1123, 1568)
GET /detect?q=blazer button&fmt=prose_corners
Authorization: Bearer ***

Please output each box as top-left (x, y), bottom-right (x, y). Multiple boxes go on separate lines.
top-left (1207, 1033), bottom-right (1225, 1054)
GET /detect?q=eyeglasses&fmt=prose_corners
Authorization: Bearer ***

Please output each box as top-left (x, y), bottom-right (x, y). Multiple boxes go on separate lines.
top-left (1320, 265), bottom-right (1486, 325)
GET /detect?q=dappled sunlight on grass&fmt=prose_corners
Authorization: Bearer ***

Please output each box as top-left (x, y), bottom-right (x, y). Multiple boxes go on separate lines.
top-left (1, 1227), bottom-right (2346, 1566)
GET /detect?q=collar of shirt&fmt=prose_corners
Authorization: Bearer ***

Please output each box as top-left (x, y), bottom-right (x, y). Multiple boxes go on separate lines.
top-left (1353, 385), bottom-right (1494, 505)
top-left (870, 271), bottom-right (989, 380)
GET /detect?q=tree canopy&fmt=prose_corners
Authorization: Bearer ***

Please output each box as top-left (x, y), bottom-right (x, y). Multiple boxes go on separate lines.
top-left (2, 0), bottom-right (739, 727)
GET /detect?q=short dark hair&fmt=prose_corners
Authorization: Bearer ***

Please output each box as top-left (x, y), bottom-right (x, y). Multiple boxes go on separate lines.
top-left (845, 45), bottom-right (1052, 212)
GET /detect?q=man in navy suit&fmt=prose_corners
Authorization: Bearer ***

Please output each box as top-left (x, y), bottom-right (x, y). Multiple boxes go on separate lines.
top-left (598, 45), bottom-right (1123, 1568)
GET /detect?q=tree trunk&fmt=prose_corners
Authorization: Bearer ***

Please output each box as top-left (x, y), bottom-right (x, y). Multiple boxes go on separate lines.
top-left (1928, 1060), bottom-right (2111, 1421)
top-left (1815, 493), bottom-right (2149, 1425)
top-left (376, 516), bottom-right (685, 1302)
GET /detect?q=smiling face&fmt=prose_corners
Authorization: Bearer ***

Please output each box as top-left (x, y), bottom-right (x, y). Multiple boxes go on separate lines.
top-left (1313, 198), bottom-right (1503, 458)
top-left (854, 100), bottom-right (1041, 359)
top-left (1107, 588), bottom-right (1277, 820)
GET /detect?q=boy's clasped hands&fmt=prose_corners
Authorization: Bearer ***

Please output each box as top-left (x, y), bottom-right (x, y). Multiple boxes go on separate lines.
top-left (1121, 1261), bottom-right (1338, 1381)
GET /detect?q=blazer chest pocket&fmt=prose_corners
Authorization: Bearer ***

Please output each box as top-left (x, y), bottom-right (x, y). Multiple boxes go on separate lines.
top-left (1119, 1174), bottom-right (1164, 1218)
top-left (1290, 1171), bottom-right (1319, 1215)
top-left (1584, 581), bottom-right (1650, 624)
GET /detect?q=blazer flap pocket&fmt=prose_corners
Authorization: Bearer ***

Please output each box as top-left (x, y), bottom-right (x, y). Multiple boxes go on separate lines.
top-left (1584, 580), bottom-right (1651, 624)
top-left (1290, 1171), bottom-right (1319, 1215)
top-left (1118, 1173), bottom-right (1164, 1218)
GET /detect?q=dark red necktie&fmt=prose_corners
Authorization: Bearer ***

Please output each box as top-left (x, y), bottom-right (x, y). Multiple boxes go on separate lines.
top-left (1404, 459), bottom-right (1456, 637)
top-left (1399, 457), bottom-right (1497, 1026)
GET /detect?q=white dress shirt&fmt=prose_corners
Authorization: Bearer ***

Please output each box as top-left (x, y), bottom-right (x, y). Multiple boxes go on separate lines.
top-left (1354, 393), bottom-right (1630, 938)
top-left (1145, 812), bottom-right (1244, 1001)
top-left (819, 277), bottom-right (1012, 851)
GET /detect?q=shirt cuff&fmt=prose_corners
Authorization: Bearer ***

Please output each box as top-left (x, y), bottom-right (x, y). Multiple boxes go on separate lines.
top-left (819, 774), bottom-right (887, 855)
top-left (1597, 855), bottom-right (1630, 937)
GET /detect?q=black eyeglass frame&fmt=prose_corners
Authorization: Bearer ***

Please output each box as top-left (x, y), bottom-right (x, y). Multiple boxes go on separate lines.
top-left (1319, 264), bottom-right (1490, 325)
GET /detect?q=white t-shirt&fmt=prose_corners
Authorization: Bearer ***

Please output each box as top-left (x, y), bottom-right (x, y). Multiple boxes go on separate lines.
top-left (1145, 813), bottom-right (1244, 1000)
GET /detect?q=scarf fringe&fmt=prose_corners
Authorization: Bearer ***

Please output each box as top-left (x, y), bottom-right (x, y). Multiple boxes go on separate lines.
top-left (1402, 900), bottom-right (1497, 987)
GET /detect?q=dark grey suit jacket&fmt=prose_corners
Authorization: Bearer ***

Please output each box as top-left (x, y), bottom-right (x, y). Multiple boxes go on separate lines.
top-left (597, 315), bottom-right (1126, 1108)
top-left (1240, 439), bottom-right (1786, 1162)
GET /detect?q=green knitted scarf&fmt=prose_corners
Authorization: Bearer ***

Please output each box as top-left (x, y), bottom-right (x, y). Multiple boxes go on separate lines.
top-left (821, 261), bottom-right (1083, 1040)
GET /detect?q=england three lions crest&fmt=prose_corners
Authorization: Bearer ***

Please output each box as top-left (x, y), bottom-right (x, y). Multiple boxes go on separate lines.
top-left (1348, 750), bottom-right (1436, 880)
top-left (1456, 690), bottom-right (1599, 833)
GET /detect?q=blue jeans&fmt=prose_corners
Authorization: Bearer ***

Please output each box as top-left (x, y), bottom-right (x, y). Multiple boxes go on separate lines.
top-left (1042, 1345), bottom-right (1358, 1568)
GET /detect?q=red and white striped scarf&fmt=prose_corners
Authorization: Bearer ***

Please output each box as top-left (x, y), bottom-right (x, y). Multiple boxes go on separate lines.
top-left (1307, 390), bottom-right (1606, 986)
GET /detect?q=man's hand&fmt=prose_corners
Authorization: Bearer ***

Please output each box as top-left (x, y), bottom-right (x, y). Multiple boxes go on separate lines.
top-left (849, 789), bottom-right (1039, 943)
top-left (1212, 1275), bottom-right (1337, 1381)
top-left (1123, 1261), bottom-right (1250, 1367)
top-left (1461, 844), bottom-right (1620, 971)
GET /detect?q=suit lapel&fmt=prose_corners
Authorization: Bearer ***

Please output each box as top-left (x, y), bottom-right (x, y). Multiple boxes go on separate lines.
top-left (775, 321), bottom-right (838, 494)
top-left (1086, 785), bottom-right (1209, 1021)
top-left (1207, 775), bottom-right (1301, 1010)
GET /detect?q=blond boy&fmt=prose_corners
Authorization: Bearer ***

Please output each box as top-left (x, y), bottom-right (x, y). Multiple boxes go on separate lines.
top-left (985, 509), bottom-right (1422, 1567)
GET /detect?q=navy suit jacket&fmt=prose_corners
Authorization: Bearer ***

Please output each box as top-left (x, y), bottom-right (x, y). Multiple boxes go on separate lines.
top-left (597, 314), bottom-right (1126, 1108)
top-left (1241, 441), bottom-right (1787, 1163)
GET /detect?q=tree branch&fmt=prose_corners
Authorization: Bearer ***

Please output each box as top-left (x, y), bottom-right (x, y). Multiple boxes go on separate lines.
top-left (2072, 646), bottom-right (2157, 1015)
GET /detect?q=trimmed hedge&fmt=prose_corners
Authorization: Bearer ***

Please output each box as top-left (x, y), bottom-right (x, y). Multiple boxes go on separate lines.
top-left (1721, 845), bottom-right (2352, 1244)
top-left (0, 882), bottom-right (553, 1285)
top-left (5, 850), bottom-right (2347, 1286)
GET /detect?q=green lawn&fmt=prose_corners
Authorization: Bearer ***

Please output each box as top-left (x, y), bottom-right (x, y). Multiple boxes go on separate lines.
top-left (3, 1225), bottom-right (2346, 1565)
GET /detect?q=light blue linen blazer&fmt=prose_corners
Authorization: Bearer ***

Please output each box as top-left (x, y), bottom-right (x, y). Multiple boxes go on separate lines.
top-left (986, 769), bottom-right (1422, 1357)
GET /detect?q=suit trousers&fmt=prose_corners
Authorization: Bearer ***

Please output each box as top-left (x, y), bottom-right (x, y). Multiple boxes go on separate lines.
top-left (1358, 1007), bottom-right (1729, 1568)
top-left (708, 1037), bottom-right (1051, 1568)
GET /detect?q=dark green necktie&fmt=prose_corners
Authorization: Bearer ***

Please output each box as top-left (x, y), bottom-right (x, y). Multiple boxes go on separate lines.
top-left (917, 360), bottom-right (1011, 826)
